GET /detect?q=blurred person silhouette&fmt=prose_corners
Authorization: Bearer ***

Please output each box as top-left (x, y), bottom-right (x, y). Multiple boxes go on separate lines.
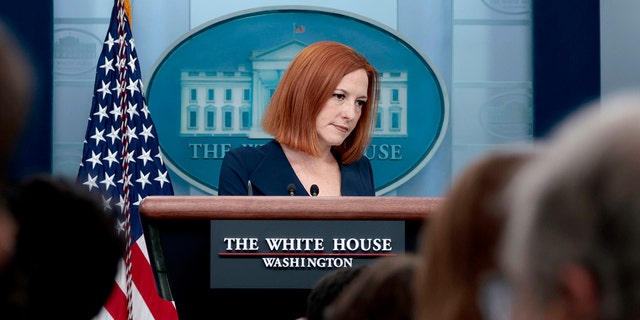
top-left (0, 17), bottom-right (35, 289)
top-left (0, 18), bottom-right (124, 320)
top-left (218, 41), bottom-right (380, 196)
top-left (500, 91), bottom-right (640, 320)
top-left (0, 175), bottom-right (125, 319)
top-left (415, 148), bottom-right (537, 320)
top-left (0, 19), bottom-right (34, 188)
top-left (0, 207), bottom-right (16, 271)
top-left (324, 254), bottom-right (419, 320)
top-left (299, 264), bottom-right (368, 320)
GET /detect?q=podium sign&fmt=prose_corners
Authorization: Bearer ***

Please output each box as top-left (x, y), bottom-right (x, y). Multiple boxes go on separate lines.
top-left (210, 220), bottom-right (404, 289)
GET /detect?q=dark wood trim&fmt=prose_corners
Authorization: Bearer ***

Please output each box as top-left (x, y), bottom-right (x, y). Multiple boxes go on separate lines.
top-left (140, 196), bottom-right (443, 221)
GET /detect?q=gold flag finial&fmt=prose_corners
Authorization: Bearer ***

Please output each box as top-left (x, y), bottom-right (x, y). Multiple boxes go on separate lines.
top-left (123, 0), bottom-right (132, 28)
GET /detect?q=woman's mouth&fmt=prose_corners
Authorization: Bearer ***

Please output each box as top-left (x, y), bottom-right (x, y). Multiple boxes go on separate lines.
top-left (333, 124), bottom-right (349, 133)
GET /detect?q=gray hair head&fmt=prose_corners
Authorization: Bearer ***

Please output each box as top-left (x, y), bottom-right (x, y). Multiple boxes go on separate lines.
top-left (501, 91), bottom-right (640, 319)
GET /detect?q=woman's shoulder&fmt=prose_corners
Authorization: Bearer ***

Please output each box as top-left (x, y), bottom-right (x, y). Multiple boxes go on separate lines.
top-left (348, 154), bottom-right (373, 168)
top-left (226, 140), bottom-right (279, 158)
top-left (222, 141), bottom-right (284, 170)
top-left (341, 155), bottom-right (375, 196)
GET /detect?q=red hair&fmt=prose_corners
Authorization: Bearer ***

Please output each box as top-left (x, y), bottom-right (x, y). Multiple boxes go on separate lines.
top-left (261, 41), bottom-right (379, 164)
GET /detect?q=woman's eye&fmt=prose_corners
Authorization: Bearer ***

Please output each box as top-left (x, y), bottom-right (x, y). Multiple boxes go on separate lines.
top-left (333, 93), bottom-right (346, 100)
top-left (356, 100), bottom-right (366, 108)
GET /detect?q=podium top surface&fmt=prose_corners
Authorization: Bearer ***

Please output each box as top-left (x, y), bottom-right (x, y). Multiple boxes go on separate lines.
top-left (140, 196), bottom-right (442, 221)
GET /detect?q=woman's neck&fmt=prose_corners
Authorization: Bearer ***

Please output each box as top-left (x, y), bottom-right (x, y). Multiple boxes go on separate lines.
top-left (281, 144), bottom-right (341, 196)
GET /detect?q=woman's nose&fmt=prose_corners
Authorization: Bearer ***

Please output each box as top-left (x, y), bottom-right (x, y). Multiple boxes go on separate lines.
top-left (342, 101), bottom-right (359, 119)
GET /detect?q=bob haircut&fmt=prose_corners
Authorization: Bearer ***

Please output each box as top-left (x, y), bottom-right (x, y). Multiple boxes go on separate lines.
top-left (261, 41), bottom-right (380, 164)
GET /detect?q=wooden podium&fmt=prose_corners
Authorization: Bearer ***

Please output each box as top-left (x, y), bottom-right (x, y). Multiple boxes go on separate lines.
top-left (140, 196), bottom-right (441, 320)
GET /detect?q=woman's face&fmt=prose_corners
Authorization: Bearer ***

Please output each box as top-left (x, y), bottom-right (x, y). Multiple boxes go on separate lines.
top-left (315, 68), bottom-right (368, 150)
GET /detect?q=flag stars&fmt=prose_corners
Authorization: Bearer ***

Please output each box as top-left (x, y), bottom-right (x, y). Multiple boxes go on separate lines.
top-left (136, 171), bottom-right (151, 190)
top-left (124, 125), bottom-right (138, 142)
top-left (83, 173), bottom-right (99, 191)
top-left (106, 126), bottom-right (121, 144)
top-left (87, 151), bottom-right (103, 169)
top-left (155, 152), bottom-right (165, 166)
top-left (124, 149), bottom-right (136, 164)
top-left (97, 80), bottom-right (112, 99)
top-left (110, 102), bottom-right (123, 121)
top-left (118, 173), bottom-right (134, 189)
top-left (90, 127), bottom-right (106, 146)
top-left (138, 148), bottom-right (153, 166)
top-left (155, 169), bottom-right (171, 188)
top-left (116, 217), bottom-right (126, 237)
top-left (94, 104), bottom-right (109, 123)
top-left (99, 56), bottom-right (115, 76)
top-left (115, 195), bottom-right (126, 215)
top-left (133, 193), bottom-right (144, 207)
top-left (126, 78), bottom-right (139, 96)
top-left (139, 124), bottom-right (154, 143)
top-left (101, 172), bottom-right (117, 191)
top-left (104, 32), bottom-right (116, 52)
top-left (103, 149), bottom-right (120, 167)
top-left (114, 78), bottom-right (126, 98)
top-left (126, 101), bottom-right (140, 119)
top-left (102, 195), bottom-right (113, 211)
top-left (127, 54), bottom-right (137, 73)
top-left (116, 54), bottom-right (127, 70)
top-left (140, 102), bottom-right (151, 119)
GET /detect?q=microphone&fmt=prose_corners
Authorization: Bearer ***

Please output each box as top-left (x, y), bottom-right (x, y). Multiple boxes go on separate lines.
top-left (310, 184), bottom-right (319, 197)
top-left (287, 183), bottom-right (296, 196)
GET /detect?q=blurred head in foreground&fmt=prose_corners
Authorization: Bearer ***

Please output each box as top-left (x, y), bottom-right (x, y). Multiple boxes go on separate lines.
top-left (415, 147), bottom-right (537, 320)
top-left (324, 254), bottom-right (418, 320)
top-left (0, 18), bottom-right (35, 298)
top-left (0, 20), bottom-right (34, 185)
top-left (501, 91), bottom-right (640, 319)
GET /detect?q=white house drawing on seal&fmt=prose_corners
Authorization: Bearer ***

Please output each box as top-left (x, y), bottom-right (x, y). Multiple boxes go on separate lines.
top-left (179, 40), bottom-right (408, 138)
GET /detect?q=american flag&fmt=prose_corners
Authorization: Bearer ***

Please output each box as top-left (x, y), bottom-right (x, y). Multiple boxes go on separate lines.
top-left (76, 0), bottom-right (179, 319)
top-left (294, 23), bottom-right (305, 33)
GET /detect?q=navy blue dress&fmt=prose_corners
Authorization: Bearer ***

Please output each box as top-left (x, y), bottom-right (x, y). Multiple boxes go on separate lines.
top-left (217, 140), bottom-right (375, 196)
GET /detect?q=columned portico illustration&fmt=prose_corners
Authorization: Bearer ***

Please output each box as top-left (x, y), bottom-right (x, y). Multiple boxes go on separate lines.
top-left (179, 40), bottom-right (408, 139)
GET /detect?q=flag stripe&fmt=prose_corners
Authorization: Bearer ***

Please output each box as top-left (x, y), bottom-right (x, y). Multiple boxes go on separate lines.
top-left (130, 241), bottom-right (178, 319)
top-left (104, 281), bottom-right (127, 320)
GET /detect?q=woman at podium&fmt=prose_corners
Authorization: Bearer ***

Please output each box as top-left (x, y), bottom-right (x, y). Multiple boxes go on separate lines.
top-left (218, 41), bottom-right (380, 197)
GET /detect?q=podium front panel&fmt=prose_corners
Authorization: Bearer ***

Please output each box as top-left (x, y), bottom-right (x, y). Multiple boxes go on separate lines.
top-left (211, 220), bottom-right (404, 288)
